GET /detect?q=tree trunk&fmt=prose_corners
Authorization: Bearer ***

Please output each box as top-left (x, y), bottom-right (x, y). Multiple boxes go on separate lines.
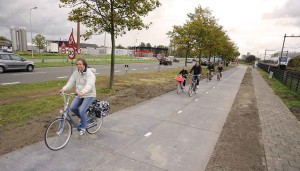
top-left (109, 1), bottom-right (115, 89)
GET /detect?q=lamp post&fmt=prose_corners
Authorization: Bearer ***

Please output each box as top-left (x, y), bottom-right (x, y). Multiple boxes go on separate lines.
top-left (30, 7), bottom-right (37, 58)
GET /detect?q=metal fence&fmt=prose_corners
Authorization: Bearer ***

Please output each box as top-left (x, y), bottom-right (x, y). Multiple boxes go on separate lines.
top-left (257, 63), bottom-right (300, 93)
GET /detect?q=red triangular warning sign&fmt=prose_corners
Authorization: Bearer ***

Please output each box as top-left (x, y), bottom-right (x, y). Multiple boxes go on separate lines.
top-left (68, 32), bottom-right (75, 47)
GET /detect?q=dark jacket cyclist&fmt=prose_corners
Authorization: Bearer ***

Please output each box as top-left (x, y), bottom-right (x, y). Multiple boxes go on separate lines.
top-left (189, 61), bottom-right (202, 86)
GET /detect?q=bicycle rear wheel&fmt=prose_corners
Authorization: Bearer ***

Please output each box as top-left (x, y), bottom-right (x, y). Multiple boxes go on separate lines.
top-left (86, 116), bottom-right (103, 134)
top-left (45, 118), bottom-right (72, 151)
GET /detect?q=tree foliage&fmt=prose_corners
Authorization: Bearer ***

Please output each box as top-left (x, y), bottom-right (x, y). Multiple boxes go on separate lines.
top-left (0, 36), bottom-right (11, 46)
top-left (167, 5), bottom-right (239, 64)
top-left (60, 0), bottom-right (161, 89)
top-left (245, 55), bottom-right (256, 63)
top-left (33, 34), bottom-right (46, 53)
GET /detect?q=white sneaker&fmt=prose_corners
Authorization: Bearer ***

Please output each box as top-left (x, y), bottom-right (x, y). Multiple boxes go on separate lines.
top-left (79, 129), bottom-right (86, 136)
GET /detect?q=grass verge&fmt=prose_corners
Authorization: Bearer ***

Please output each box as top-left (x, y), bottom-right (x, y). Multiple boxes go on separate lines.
top-left (257, 68), bottom-right (300, 108)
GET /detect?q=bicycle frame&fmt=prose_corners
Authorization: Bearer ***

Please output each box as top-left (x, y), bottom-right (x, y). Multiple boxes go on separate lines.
top-left (59, 93), bottom-right (81, 132)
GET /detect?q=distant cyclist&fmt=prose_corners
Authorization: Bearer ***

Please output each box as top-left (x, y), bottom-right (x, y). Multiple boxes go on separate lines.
top-left (179, 67), bottom-right (188, 87)
top-left (207, 61), bottom-right (214, 80)
top-left (217, 63), bottom-right (223, 78)
top-left (189, 61), bottom-right (202, 88)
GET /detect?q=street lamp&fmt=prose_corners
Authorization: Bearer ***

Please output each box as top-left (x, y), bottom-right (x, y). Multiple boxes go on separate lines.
top-left (30, 7), bottom-right (37, 58)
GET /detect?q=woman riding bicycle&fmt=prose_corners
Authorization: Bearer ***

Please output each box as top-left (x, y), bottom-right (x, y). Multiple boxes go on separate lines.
top-left (178, 67), bottom-right (188, 87)
top-left (60, 58), bottom-right (96, 136)
top-left (189, 61), bottom-right (202, 88)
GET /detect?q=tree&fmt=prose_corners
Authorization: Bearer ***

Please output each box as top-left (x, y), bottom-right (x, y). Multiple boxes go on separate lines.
top-left (146, 43), bottom-right (151, 48)
top-left (140, 42), bottom-right (146, 47)
top-left (0, 36), bottom-right (11, 47)
top-left (60, 0), bottom-right (161, 89)
top-left (116, 44), bottom-right (124, 49)
top-left (245, 55), bottom-right (256, 63)
top-left (32, 34), bottom-right (46, 53)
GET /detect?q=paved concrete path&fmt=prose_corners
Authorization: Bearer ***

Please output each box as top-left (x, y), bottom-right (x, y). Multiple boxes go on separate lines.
top-left (253, 69), bottom-right (300, 171)
top-left (0, 66), bottom-right (247, 171)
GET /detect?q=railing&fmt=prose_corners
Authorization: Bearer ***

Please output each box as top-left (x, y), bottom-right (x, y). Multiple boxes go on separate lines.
top-left (258, 63), bottom-right (300, 93)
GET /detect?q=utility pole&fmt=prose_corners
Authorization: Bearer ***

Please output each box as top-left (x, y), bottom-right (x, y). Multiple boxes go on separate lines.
top-left (280, 34), bottom-right (300, 58)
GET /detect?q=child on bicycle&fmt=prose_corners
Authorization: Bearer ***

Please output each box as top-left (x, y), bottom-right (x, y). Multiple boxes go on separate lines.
top-left (189, 61), bottom-right (202, 88)
top-left (60, 58), bottom-right (96, 136)
top-left (179, 67), bottom-right (188, 87)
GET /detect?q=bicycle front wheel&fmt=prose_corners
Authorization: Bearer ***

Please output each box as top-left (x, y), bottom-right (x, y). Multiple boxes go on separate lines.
top-left (188, 85), bottom-right (193, 97)
top-left (206, 73), bottom-right (209, 82)
top-left (177, 83), bottom-right (181, 94)
top-left (44, 118), bottom-right (72, 151)
top-left (87, 116), bottom-right (103, 134)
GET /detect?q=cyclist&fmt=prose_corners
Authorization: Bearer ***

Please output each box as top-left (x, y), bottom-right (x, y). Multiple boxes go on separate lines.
top-left (217, 63), bottom-right (223, 78)
top-left (178, 67), bottom-right (188, 88)
top-left (207, 61), bottom-right (214, 80)
top-left (189, 61), bottom-right (202, 88)
top-left (60, 58), bottom-right (96, 136)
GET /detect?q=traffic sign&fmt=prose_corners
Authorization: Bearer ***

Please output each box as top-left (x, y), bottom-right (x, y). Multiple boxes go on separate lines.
top-left (61, 42), bottom-right (66, 48)
top-left (68, 32), bottom-right (75, 47)
top-left (61, 48), bottom-right (66, 54)
top-left (68, 47), bottom-right (76, 59)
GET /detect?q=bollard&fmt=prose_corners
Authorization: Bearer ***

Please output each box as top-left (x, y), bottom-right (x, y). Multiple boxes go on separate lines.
top-left (125, 64), bottom-right (129, 74)
top-left (269, 71), bottom-right (273, 78)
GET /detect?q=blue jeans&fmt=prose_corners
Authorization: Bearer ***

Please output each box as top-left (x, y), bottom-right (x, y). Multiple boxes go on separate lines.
top-left (192, 75), bottom-right (200, 85)
top-left (70, 97), bottom-right (95, 129)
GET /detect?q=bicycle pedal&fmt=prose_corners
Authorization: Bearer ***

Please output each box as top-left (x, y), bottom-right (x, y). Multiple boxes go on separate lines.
top-left (87, 122), bottom-right (97, 129)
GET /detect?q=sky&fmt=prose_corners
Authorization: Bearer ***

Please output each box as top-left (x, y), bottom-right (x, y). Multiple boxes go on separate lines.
top-left (0, 0), bottom-right (300, 58)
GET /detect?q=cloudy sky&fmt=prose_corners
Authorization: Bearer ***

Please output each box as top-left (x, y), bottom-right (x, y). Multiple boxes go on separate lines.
top-left (0, 0), bottom-right (299, 58)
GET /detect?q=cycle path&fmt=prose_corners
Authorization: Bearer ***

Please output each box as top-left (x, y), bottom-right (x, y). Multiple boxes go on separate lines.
top-left (0, 66), bottom-right (247, 171)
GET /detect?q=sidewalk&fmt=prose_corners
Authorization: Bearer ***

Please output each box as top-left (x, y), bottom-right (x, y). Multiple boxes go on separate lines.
top-left (0, 66), bottom-right (247, 171)
top-left (253, 69), bottom-right (300, 171)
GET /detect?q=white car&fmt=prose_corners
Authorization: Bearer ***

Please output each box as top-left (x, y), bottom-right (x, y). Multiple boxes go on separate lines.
top-left (187, 58), bottom-right (193, 63)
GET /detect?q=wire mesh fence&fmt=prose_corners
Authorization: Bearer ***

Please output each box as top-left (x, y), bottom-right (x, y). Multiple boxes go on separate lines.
top-left (257, 63), bottom-right (300, 93)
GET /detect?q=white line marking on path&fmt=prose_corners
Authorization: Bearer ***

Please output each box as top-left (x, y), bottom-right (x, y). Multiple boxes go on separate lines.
top-left (13, 72), bottom-right (46, 75)
top-left (57, 76), bottom-right (69, 79)
top-left (178, 111), bottom-right (182, 113)
top-left (205, 92), bottom-right (209, 94)
top-left (213, 87), bottom-right (215, 89)
top-left (115, 70), bottom-right (121, 73)
top-left (132, 69), bottom-right (137, 71)
top-left (195, 99), bottom-right (198, 101)
top-left (1, 82), bottom-right (20, 85)
top-left (144, 68), bottom-right (149, 70)
top-left (154, 67), bottom-right (158, 68)
top-left (144, 132), bottom-right (152, 137)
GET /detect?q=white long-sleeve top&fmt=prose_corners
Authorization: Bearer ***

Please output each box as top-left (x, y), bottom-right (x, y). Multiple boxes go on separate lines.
top-left (63, 67), bottom-right (96, 98)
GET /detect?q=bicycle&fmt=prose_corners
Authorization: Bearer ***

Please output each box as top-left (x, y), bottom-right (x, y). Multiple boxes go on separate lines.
top-left (217, 71), bottom-right (222, 81)
top-left (44, 92), bottom-right (109, 151)
top-left (176, 75), bottom-right (185, 94)
top-left (188, 74), bottom-right (199, 97)
top-left (206, 70), bottom-right (213, 82)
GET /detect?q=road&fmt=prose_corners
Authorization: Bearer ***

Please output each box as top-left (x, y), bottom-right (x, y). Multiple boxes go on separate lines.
top-left (0, 62), bottom-right (189, 85)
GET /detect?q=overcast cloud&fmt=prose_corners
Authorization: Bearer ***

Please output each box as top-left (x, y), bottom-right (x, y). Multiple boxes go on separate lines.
top-left (1, 0), bottom-right (300, 57)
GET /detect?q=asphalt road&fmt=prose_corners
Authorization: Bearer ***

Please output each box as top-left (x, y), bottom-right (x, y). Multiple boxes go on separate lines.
top-left (0, 62), bottom-right (190, 85)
